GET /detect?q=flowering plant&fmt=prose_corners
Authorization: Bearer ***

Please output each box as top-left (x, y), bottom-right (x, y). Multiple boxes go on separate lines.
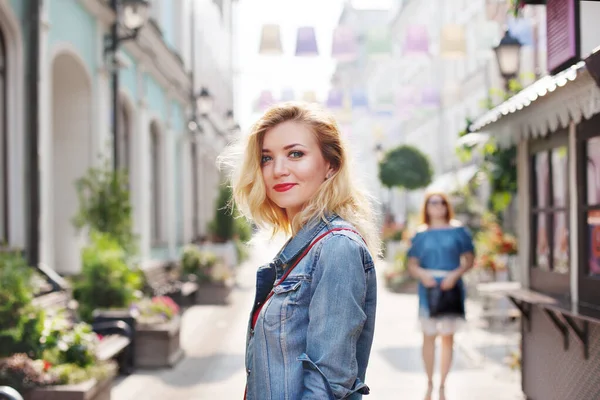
top-left (130, 296), bottom-right (180, 325)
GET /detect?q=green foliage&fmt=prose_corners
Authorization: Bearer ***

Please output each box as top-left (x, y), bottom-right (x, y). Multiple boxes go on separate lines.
top-left (40, 316), bottom-right (97, 368)
top-left (0, 250), bottom-right (33, 327)
top-left (72, 232), bottom-right (142, 322)
top-left (378, 145), bottom-right (434, 190)
top-left (0, 251), bottom-right (46, 359)
top-left (234, 215), bottom-right (253, 243)
top-left (209, 184), bottom-right (235, 242)
top-left (181, 246), bottom-right (218, 283)
top-left (72, 158), bottom-right (138, 256)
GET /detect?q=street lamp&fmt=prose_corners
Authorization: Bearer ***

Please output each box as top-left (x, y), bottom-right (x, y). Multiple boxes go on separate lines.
top-left (121, 0), bottom-right (150, 31)
top-left (494, 29), bottom-right (522, 88)
top-left (106, 0), bottom-right (150, 170)
top-left (196, 87), bottom-right (214, 117)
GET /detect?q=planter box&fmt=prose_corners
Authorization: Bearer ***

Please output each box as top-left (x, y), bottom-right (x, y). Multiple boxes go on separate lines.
top-left (25, 376), bottom-right (113, 400)
top-left (134, 315), bottom-right (184, 369)
top-left (196, 282), bottom-right (232, 305)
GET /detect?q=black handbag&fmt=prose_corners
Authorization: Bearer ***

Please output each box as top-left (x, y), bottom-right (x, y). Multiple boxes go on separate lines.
top-left (426, 284), bottom-right (464, 318)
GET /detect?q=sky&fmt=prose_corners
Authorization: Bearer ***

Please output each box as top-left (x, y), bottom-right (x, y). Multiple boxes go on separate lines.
top-left (233, 0), bottom-right (348, 130)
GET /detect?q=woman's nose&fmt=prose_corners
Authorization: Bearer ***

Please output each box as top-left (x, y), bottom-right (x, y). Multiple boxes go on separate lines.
top-left (273, 157), bottom-right (290, 178)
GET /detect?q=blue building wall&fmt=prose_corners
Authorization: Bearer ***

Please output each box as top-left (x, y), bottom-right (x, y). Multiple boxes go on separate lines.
top-left (48, 0), bottom-right (97, 75)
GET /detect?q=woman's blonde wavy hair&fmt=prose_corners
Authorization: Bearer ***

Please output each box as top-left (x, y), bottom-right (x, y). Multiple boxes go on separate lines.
top-left (218, 102), bottom-right (381, 257)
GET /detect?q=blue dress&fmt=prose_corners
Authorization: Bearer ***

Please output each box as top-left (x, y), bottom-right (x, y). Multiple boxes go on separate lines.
top-left (407, 226), bottom-right (475, 324)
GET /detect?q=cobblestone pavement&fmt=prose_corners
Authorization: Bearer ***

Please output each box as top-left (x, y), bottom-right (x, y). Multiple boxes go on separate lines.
top-left (112, 242), bottom-right (525, 400)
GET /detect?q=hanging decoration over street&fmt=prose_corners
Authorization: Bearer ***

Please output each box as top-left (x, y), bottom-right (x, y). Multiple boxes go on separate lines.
top-left (420, 86), bottom-right (441, 108)
top-left (395, 87), bottom-right (418, 120)
top-left (403, 25), bottom-right (429, 55)
top-left (366, 27), bottom-right (392, 58)
top-left (331, 26), bottom-right (358, 61)
top-left (302, 91), bottom-right (319, 103)
top-left (259, 24), bottom-right (283, 55)
top-left (440, 24), bottom-right (467, 58)
top-left (295, 26), bottom-right (319, 57)
top-left (326, 89), bottom-right (345, 109)
top-left (351, 88), bottom-right (369, 109)
top-left (280, 88), bottom-right (295, 102)
top-left (255, 90), bottom-right (275, 112)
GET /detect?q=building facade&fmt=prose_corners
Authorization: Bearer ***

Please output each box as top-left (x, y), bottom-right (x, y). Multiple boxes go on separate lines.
top-left (0, 0), bottom-right (236, 274)
top-left (470, 1), bottom-right (600, 397)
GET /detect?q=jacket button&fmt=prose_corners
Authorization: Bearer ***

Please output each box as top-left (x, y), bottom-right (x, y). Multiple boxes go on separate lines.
top-left (246, 368), bottom-right (251, 375)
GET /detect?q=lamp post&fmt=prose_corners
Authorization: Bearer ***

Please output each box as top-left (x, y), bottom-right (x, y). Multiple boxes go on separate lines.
top-left (106, 0), bottom-right (149, 170)
top-left (494, 29), bottom-right (523, 91)
top-left (188, 86), bottom-right (237, 241)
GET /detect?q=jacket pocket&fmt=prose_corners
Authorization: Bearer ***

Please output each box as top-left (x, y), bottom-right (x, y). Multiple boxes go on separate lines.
top-left (263, 278), bottom-right (304, 326)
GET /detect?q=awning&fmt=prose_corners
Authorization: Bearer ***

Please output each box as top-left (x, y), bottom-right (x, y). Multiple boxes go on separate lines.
top-left (468, 61), bottom-right (600, 146)
top-left (426, 164), bottom-right (480, 194)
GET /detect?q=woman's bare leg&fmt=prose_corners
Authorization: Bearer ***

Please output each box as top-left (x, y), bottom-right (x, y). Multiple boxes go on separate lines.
top-left (422, 334), bottom-right (436, 399)
top-left (439, 334), bottom-right (454, 399)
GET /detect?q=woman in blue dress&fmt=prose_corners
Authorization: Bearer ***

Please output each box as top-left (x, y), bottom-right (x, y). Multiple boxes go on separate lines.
top-left (407, 191), bottom-right (475, 400)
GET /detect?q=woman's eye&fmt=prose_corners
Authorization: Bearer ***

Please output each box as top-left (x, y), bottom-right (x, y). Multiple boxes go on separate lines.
top-left (261, 155), bottom-right (272, 164)
top-left (289, 151), bottom-right (304, 158)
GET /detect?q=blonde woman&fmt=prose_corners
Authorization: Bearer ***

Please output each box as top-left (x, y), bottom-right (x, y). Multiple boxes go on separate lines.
top-left (221, 102), bottom-right (380, 399)
top-left (407, 192), bottom-right (475, 400)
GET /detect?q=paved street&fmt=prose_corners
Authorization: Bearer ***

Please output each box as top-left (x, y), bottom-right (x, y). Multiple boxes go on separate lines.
top-left (113, 241), bottom-right (525, 400)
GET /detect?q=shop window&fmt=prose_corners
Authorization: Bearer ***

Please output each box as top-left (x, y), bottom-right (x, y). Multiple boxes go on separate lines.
top-left (530, 132), bottom-right (570, 294)
top-left (577, 115), bottom-right (600, 307)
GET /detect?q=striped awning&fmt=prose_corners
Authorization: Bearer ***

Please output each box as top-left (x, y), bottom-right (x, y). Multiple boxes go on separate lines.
top-left (468, 61), bottom-right (600, 146)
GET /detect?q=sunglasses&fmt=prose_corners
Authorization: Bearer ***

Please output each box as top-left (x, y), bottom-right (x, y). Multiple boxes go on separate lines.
top-left (427, 199), bottom-right (446, 206)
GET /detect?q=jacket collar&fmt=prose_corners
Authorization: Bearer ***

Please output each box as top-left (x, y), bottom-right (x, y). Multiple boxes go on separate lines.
top-left (276, 212), bottom-right (339, 266)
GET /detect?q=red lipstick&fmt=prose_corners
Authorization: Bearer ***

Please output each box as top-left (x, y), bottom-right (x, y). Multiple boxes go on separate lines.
top-left (273, 183), bottom-right (297, 192)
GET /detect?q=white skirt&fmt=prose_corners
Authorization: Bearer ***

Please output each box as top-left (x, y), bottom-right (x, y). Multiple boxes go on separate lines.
top-left (419, 316), bottom-right (465, 336)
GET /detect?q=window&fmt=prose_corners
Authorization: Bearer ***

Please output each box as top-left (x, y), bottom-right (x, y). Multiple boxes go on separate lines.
top-left (150, 122), bottom-right (162, 244)
top-left (577, 114), bottom-right (600, 307)
top-left (529, 132), bottom-right (570, 295)
top-left (0, 29), bottom-right (7, 243)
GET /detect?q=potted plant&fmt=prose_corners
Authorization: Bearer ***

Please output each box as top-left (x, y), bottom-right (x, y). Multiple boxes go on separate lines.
top-left (72, 232), bottom-right (143, 323)
top-left (0, 253), bottom-right (117, 400)
top-left (181, 247), bottom-right (232, 305)
top-left (128, 296), bottom-right (184, 368)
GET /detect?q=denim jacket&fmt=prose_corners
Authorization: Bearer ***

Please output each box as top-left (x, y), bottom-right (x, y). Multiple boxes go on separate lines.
top-left (245, 214), bottom-right (377, 400)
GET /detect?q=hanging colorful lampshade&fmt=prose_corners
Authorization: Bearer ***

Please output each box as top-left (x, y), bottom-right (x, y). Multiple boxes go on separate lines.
top-left (351, 88), bottom-right (369, 109)
top-left (259, 24), bottom-right (283, 55)
top-left (366, 27), bottom-right (392, 57)
top-left (403, 25), bottom-right (429, 55)
top-left (280, 88), bottom-right (295, 102)
top-left (326, 89), bottom-right (344, 109)
top-left (331, 26), bottom-right (358, 61)
top-left (440, 24), bottom-right (467, 58)
top-left (420, 86), bottom-right (440, 108)
top-left (295, 26), bottom-right (319, 57)
top-left (255, 90), bottom-right (275, 112)
top-left (302, 91), bottom-right (318, 103)
top-left (507, 17), bottom-right (533, 46)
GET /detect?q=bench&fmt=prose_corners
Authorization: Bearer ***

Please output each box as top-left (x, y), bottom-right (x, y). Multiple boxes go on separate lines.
top-left (142, 260), bottom-right (198, 307)
top-left (31, 290), bottom-right (134, 374)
